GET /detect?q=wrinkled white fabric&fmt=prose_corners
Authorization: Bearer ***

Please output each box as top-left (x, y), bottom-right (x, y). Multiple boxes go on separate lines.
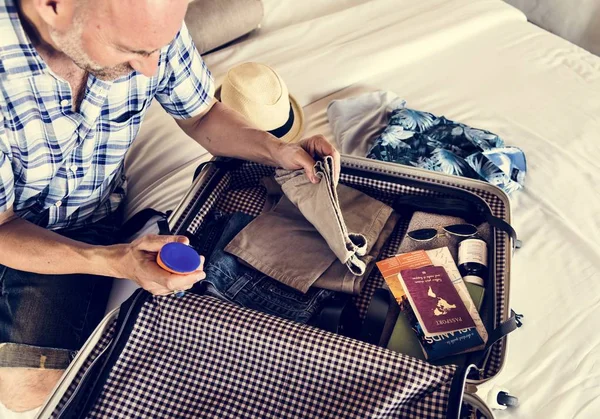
top-left (327, 91), bottom-right (405, 157)
top-left (0, 402), bottom-right (39, 419)
top-left (505, 0), bottom-right (600, 55)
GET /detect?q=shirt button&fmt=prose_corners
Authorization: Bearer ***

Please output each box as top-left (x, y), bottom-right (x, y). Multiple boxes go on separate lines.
top-left (55, 200), bottom-right (62, 207)
top-left (70, 165), bottom-right (78, 173)
top-left (60, 99), bottom-right (69, 107)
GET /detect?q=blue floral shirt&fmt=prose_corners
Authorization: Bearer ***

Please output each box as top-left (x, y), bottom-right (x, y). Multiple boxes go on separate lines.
top-left (367, 101), bottom-right (526, 194)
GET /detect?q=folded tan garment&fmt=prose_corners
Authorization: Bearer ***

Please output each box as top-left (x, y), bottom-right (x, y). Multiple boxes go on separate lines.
top-left (275, 156), bottom-right (371, 274)
top-left (226, 196), bottom-right (337, 292)
top-left (225, 158), bottom-right (395, 294)
top-left (314, 211), bottom-right (400, 294)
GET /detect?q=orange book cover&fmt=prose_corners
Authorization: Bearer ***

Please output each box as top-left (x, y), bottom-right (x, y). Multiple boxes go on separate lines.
top-left (376, 250), bottom-right (432, 303)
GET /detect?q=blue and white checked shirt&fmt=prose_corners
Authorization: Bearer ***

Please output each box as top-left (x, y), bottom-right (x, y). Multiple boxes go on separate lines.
top-left (0, 0), bottom-right (214, 230)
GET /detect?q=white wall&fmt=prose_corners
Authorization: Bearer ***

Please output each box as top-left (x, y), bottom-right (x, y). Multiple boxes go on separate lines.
top-left (506, 0), bottom-right (600, 55)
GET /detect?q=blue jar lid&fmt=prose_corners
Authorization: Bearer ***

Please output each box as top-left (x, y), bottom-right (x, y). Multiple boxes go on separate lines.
top-left (159, 242), bottom-right (201, 274)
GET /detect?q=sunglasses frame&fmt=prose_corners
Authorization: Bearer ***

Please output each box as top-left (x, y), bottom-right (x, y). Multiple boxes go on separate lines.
top-left (406, 223), bottom-right (478, 242)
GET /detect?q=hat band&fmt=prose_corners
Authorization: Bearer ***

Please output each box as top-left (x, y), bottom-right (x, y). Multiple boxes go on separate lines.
top-left (267, 104), bottom-right (295, 139)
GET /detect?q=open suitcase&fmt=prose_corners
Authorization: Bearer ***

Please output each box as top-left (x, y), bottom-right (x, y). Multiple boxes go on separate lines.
top-left (38, 155), bottom-right (521, 418)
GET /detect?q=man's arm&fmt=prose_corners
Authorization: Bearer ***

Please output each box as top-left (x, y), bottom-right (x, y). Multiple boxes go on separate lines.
top-left (0, 207), bottom-right (204, 295)
top-left (176, 99), bottom-right (340, 184)
top-left (0, 207), bottom-right (110, 275)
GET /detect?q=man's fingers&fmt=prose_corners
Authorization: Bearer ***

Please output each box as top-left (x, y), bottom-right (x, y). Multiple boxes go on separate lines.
top-left (145, 259), bottom-right (205, 286)
top-left (136, 234), bottom-right (189, 252)
top-left (293, 148), bottom-right (318, 183)
top-left (195, 256), bottom-right (205, 272)
top-left (312, 135), bottom-right (336, 156)
top-left (165, 271), bottom-right (206, 291)
top-left (330, 148), bottom-right (341, 184)
top-left (147, 271), bottom-right (204, 294)
top-left (301, 135), bottom-right (340, 183)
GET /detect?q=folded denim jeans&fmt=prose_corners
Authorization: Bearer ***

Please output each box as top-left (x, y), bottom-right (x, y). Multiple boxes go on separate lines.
top-left (225, 161), bottom-right (396, 294)
top-left (199, 211), bottom-right (334, 324)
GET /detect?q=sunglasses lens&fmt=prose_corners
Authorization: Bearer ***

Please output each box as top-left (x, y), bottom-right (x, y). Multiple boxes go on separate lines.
top-left (407, 228), bottom-right (438, 241)
top-left (444, 224), bottom-right (478, 237)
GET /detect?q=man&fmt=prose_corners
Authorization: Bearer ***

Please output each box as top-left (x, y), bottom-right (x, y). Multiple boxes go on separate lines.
top-left (0, 0), bottom-right (340, 413)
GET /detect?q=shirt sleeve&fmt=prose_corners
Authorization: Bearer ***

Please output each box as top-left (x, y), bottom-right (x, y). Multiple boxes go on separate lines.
top-left (0, 114), bottom-right (15, 213)
top-left (155, 23), bottom-right (215, 120)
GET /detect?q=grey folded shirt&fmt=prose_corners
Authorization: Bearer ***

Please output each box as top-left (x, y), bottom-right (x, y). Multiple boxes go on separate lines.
top-left (225, 157), bottom-right (396, 294)
top-left (327, 91), bottom-right (405, 157)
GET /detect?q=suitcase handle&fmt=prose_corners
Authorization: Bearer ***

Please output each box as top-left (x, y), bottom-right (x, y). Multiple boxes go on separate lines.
top-left (192, 158), bottom-right (244, 181)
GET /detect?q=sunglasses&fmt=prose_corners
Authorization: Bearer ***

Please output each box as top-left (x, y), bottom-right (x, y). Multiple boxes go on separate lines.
top-left (406, 224), bottom-right (478, 242)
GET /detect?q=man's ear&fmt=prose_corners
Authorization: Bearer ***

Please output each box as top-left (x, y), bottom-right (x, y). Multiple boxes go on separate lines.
top-left (34, 0), bottom-right (76, 33)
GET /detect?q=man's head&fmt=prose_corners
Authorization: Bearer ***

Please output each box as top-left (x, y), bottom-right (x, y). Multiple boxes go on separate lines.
top-left (34, 0), bottom-right (190, 80)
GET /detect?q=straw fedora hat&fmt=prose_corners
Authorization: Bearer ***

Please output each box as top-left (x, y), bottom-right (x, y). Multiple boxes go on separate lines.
top-left (216, 62), bottom-right (305, 143)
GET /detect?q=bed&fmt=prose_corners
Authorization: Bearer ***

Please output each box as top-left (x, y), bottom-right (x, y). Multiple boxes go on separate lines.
top-left (506, 0), bottom-right (600, 56)
top-left (121, 0), bottom-right (600, 417)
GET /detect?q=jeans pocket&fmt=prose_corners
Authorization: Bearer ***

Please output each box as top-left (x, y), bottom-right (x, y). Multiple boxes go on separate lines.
top-left (254, 278), bottom-right (320, 304)
top-left (241, 275), bottom-right (334, 323)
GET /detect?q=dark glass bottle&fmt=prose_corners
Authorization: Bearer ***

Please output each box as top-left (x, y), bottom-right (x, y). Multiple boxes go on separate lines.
top-left (458, 236), bottom-right (488, 310)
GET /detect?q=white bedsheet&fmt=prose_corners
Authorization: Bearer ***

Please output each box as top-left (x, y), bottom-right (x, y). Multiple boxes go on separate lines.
top-left (505, 0), bottom-right (600, 56)
top-left (202, 0), bottom-right (600, 417)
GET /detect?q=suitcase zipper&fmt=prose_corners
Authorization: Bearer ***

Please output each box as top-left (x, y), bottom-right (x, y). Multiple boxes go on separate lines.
top-left (447, 365), bottom-right (480, 419)
top-left (56, 289), bottom-right (148, 418)
top-left (55, 337), bottom-right (114, 417)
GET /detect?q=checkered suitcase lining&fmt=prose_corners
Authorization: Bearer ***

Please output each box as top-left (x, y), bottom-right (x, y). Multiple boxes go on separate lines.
top-left (181, 162), bottom-right (508, 380)
top-left (83, 294), bottom-right (460, 418)
top-left (49, 296), bottom-right (461, 419)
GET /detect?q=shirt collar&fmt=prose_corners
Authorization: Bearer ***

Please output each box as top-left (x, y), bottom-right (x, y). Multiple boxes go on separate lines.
top-left (0, 0), bottom-right (49, 80)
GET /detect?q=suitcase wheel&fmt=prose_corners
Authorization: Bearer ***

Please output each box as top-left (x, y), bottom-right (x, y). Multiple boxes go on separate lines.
top-left (497, 391), bottom-right (519, 408)
top-left (487, 386), bottom-right (518, 410)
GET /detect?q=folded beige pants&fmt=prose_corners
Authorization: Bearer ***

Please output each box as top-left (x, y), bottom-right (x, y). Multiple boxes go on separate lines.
top-left (225, 157), bottom-right (397, 294)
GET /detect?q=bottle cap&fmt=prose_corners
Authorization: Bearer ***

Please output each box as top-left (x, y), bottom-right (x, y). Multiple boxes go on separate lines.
top-left (157, 242), bottom-right (201, 274)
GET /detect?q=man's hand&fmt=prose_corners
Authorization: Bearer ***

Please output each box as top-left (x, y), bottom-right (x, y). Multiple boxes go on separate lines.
top-left (109, 235), bottom-right (205, 295)
top-left (272, 135), bottom-right (341, 183)
top-left (178, 101), bottom-right (341, 183)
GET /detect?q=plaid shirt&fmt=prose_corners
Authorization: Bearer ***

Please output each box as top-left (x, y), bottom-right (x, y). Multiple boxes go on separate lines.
top-left (0, 0), bottom-right (214, 230)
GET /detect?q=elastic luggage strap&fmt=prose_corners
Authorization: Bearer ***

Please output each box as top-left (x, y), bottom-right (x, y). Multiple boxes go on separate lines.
top-left (482, 213), bottom-right (519, 248)
top-left (359, 288), bottom-right (399, 346)
top-left (485, 310), bottom-right (523, 351)
top-left (313, 295), bottom-right (360, 338)
top-left (120, 208), bottom-right (168, 241)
